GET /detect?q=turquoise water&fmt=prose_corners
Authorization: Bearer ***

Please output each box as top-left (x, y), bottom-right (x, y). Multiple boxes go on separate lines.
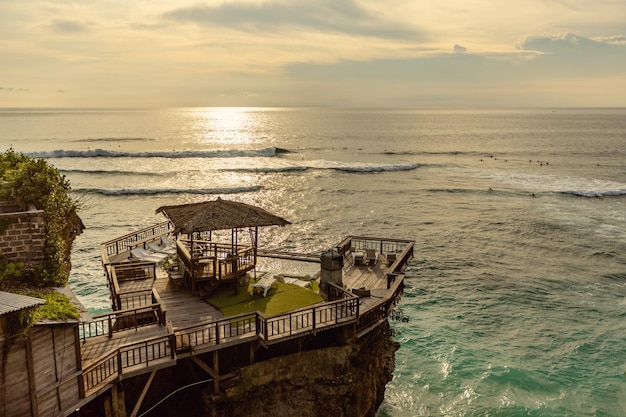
top-left (1, 108), bottom-right (625, 416)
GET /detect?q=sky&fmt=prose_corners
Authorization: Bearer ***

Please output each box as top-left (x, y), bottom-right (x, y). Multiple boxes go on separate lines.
top-left (1, 0), bottom-right (625, 108)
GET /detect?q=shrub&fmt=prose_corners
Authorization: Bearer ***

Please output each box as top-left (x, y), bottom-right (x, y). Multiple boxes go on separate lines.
top-left (0, 149), bottom-right (82, 288)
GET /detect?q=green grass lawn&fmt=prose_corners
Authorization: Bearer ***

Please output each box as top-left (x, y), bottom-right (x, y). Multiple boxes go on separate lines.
top-left (206, 280), bottom-right (323, 317)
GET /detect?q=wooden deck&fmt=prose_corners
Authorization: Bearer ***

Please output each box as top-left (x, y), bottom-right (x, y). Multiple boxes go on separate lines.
top-left (80, 232), bottom-right (413, 398)
top-left (152, 271), bottom-right (224, 330)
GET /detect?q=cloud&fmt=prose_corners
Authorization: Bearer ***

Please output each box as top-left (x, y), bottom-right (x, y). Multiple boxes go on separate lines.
top-left (0, 86), bottom-right (30, 92)
top-left (515, 33), bottom-right (626, 75)
top-left (281, 31), bottom-right (626, 106)
top-left (50, 19), bottom-right (90, 34)
top-left (516, 32), bottom-right (622, 54)
top-left (164, 0), bottom-right (422, 40)
top-left (453, 44), bottom-right (467, 53)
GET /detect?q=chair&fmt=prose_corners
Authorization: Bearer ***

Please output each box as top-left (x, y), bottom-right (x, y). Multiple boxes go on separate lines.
top-left (131, 247), bottom-right (168, 264)
top-left (148, 241), bottom-right (177, 256)
top-left (352, 250), bottom-right (365, 265)
top-left (385, 252), bottom-right (397, 266)
top-left (161, 235), bottom-right (177, 250)
top-left (365, 248), bottom-right (377, 266)
top-left (250, 273), bottom-right (277, 297)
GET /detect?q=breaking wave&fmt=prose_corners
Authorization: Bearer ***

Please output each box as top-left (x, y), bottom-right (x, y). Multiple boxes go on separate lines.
top-left (560, 189), bottom-right (626, 198)
top-left (28, 148), bottom-right (279, 159)
top-left (73, 185), bottom-right (262, 196)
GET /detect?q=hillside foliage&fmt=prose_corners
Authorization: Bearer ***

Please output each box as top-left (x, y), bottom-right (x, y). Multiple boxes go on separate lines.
top-left (0, 148), bottom-right (81, 289)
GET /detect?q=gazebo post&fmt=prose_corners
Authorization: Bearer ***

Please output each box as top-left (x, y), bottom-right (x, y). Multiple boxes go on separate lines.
top-left (254, 226), bottom-right (258, 265)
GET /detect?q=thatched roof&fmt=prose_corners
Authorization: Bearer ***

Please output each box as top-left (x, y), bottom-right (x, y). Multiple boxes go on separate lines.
top-left (156, 198), bottom-right (291, 234)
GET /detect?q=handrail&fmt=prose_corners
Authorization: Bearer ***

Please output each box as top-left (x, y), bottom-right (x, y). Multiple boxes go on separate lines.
top-left (82, 334), bottom-right (173, 393)
top-left (100, 221), bottom-right (173, 262)
top-left (357, 272), bottom-right (405, 332)
top-left (175, 313), bottom-right (258, 351)
top-left (260, 297), bottom-right (359, 343)
top-left (78, 303), bottom-right (164, 342)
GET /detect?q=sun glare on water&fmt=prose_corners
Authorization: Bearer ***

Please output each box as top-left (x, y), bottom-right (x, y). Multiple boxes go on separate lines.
top-left (193, 107), bottom-right (265, 146)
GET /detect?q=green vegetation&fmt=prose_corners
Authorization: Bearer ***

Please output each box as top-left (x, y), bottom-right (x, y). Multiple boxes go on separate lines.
top-left (0, 149), bottom-right (81, 324)
top-left (30, 290), bottom-right (81, 322)
top-left (207, 281), bottom-right (323, 317)
top-left (0, 148), bottom-right (81, 289)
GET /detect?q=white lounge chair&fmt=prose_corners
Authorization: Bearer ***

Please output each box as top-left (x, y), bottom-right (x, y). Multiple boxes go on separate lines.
top-left (131, 247), bottom-right (168, 264)
top-left (161, 235), bottom-right (177, 250)
top-left (251, 273), bottom-right (277, 297)
top-left (148, 241), bottom-right (177, 256)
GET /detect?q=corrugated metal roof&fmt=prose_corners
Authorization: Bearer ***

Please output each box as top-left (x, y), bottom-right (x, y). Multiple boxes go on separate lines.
top-left (0, 291), bottom-right (45, 315)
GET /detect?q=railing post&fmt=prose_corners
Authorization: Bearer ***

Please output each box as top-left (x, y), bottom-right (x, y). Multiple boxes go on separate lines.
top-left (108, 316), bottom-right (113, 338)
top-left (117, 350), bottom-right (123, 376)
top-left (215, 322), bottom-right (220, 345)
top-left (170, 334), bottom-right (176, 358)
top-left (312, 306), bottom-right (316, 331)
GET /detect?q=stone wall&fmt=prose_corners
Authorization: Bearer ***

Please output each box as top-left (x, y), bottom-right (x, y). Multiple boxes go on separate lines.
top-left (0, 203), bottom-right (46, 265)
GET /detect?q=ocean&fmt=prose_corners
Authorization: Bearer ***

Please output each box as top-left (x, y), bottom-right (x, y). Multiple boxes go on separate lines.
top-left (1, 107), bottom-right (625, 416)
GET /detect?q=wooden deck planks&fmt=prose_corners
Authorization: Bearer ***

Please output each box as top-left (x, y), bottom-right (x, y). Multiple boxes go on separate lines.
top-left (153, 270), bottom-right (224, 330)
top-left (342, 253), bottom-right (389, 291)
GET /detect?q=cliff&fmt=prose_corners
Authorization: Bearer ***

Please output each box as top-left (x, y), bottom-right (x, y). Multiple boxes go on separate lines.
top-left (121, 322), bottom-right (399, 417)
top-left (204, 322), bottom-right (399, 417)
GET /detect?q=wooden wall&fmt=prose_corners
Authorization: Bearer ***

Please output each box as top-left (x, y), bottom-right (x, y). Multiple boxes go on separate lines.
top-left (0, 319), bottom-right (82, 417)
top-left (0, 314), bottom-right (33, 417)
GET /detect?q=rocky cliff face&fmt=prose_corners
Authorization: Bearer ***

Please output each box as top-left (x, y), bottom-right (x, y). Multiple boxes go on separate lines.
top-left (204, 322), bottom-right (399, 417)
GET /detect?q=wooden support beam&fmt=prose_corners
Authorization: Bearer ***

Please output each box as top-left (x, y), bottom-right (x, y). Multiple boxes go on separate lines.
top-left (130, 370), bottom-right (157, 417)
top-left (190, 356), bottom-right (218, 379)
top-left (213, 351), bottom-right (220, 393)
top-left (249, 342), bottom-right (255, 365)
top-left (190, 355), bottom-right (219, 393)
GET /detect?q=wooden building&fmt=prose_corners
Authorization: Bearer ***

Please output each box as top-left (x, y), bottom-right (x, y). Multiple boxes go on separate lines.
top-left (0, 291), bottom-right (84, 417)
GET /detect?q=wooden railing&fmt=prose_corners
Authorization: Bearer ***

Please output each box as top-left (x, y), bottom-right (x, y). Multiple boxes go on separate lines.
top-left (337, 236), bottom-right (413, 259)
top-left (78, 303), bottom-right (166, 342)
top-left (177, 239), bottom-right (255, 283)
top-left (107, 262), bottom-right (157, 310)
top-left (100, 221), bottom-right (173, 262)
top-left (82, 335), bottom-right (174, 393)
top-left (357, 273), bottom-right (405, 332)
top-left (175, 314), bottom-right (258, 351)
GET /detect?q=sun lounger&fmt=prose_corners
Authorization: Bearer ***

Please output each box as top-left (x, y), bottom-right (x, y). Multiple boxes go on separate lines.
top-left (161, 235), bottom-right (177, 250)
top-left (131, 247), bottom-right (168, 264)
top-left (251, 273), bottom-right (277, 297)
top-left (148, 241), bottom-right (177, 256)
top-left (282, 277), bottom-right (312, 288)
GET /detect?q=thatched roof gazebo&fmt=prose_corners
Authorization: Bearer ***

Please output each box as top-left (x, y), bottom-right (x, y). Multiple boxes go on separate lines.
top-left (155, 198), bottom-right (290, 291)
top-left (156, 197), bottom-right (290, 235)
